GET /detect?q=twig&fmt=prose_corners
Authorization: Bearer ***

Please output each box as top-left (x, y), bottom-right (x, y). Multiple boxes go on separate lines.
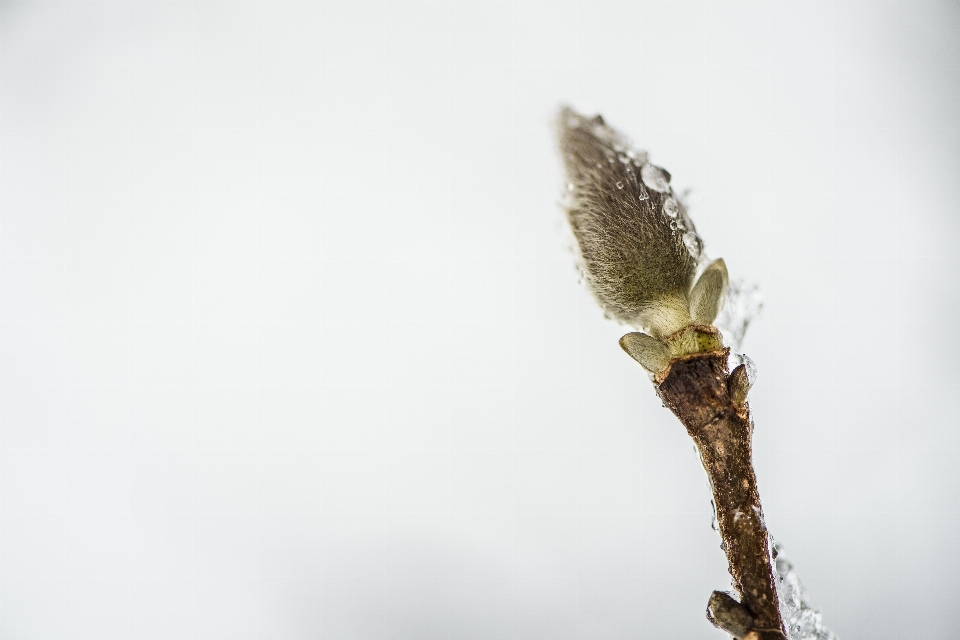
top-left (555, 107), bottom-right (787, 639)
top-left (654, 337), bottom-right (785, 639)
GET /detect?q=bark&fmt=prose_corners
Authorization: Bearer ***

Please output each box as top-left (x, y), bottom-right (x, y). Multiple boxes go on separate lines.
top-left (655, 349), bottom-right (787, 640)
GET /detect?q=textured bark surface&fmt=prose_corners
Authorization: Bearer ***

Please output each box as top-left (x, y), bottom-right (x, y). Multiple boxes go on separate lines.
top-left (656, 350), bottom-right (786, 639)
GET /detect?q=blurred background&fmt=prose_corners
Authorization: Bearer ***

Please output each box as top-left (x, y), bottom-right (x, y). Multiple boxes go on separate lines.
top-left (2, 2), bottom-right (959, 638)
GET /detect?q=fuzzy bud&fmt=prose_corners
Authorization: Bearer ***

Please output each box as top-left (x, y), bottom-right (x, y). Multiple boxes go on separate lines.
top-left (557, 106), bottom-right (705, 337)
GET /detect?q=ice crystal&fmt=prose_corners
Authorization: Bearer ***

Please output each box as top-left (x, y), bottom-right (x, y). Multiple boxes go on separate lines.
top-left (773, 545), bottom-right (839, 640)
top-left (715, 279), bottom-right (763, 351)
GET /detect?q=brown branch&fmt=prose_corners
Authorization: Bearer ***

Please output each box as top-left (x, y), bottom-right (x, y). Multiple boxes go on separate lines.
top-left (655, 347), bottom-right (787, 640)
top-left (554, 106), bottom-right (786, 637)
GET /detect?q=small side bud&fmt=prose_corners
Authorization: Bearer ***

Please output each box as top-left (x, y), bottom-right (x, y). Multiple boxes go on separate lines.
top-left (619, 332), bottom-right (671, 374)
top-left (689, 258), bottom-right (729, 325)
top-left (728, 363), bottom-right (753, 406)
top-left (706, 590), bottom-right (754, 639)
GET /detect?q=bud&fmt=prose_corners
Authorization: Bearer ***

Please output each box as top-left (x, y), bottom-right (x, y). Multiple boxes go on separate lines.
top-left (706, 590), bottom-right (754, 639)
top-left (556, 106), bottom-right (714, 338)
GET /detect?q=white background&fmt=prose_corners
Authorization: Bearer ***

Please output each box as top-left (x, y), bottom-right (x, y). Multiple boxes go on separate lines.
top-left (2, 2), bottom-right (959, 639)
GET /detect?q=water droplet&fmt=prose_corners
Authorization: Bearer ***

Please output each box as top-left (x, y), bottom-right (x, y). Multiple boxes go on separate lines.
top-left (596, 163), bottom-right (604, 169)
top-left (669, 220), bottom-right (678, 230)
top-left (615, 181), bottom-right (624, 189)
top-left (566, 116), bottom-right (581, 128)
top-left (683, 232), bottom-right (701, 257)
top-left (618, 154), bottom-right (630, 164)
top-left (741, 354), bottom-right (757, 386)
top-left (637, 190), bottom-right (649, 201)
top-left (640, 164), bottom-right (671, 193)
top-left (566, 183), bottom-right (574, 191)
top-left (663, 196), bottom-right (680, 218)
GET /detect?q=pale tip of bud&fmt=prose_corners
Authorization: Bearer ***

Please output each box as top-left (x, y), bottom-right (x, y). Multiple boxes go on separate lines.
top-left (619, 332), bottom-right (671, 374)
top-left (689, 258), bottom-right (729, 326)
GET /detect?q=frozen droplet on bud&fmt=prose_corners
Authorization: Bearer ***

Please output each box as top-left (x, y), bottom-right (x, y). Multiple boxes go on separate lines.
top-left (615, 181), bottom-right (624, 189)
top-left (566, 183), bottom-right (574, 191)
top-left (663, 196), bottom-right (680, 218)
top-left (596, 162), bottom-right (603, 168)
top-left (637, 190), bottom-right (649, 201)
top-left (640, 163), bottom-right (671, 193)
top-left (683, 232), bottom-right (701, 258)
top-left (566, 116), bottom-right (581, 128)
top-left (741, 354), bottom-right (757, 385)
top-left (669, 220), bottom-right (678, 230)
